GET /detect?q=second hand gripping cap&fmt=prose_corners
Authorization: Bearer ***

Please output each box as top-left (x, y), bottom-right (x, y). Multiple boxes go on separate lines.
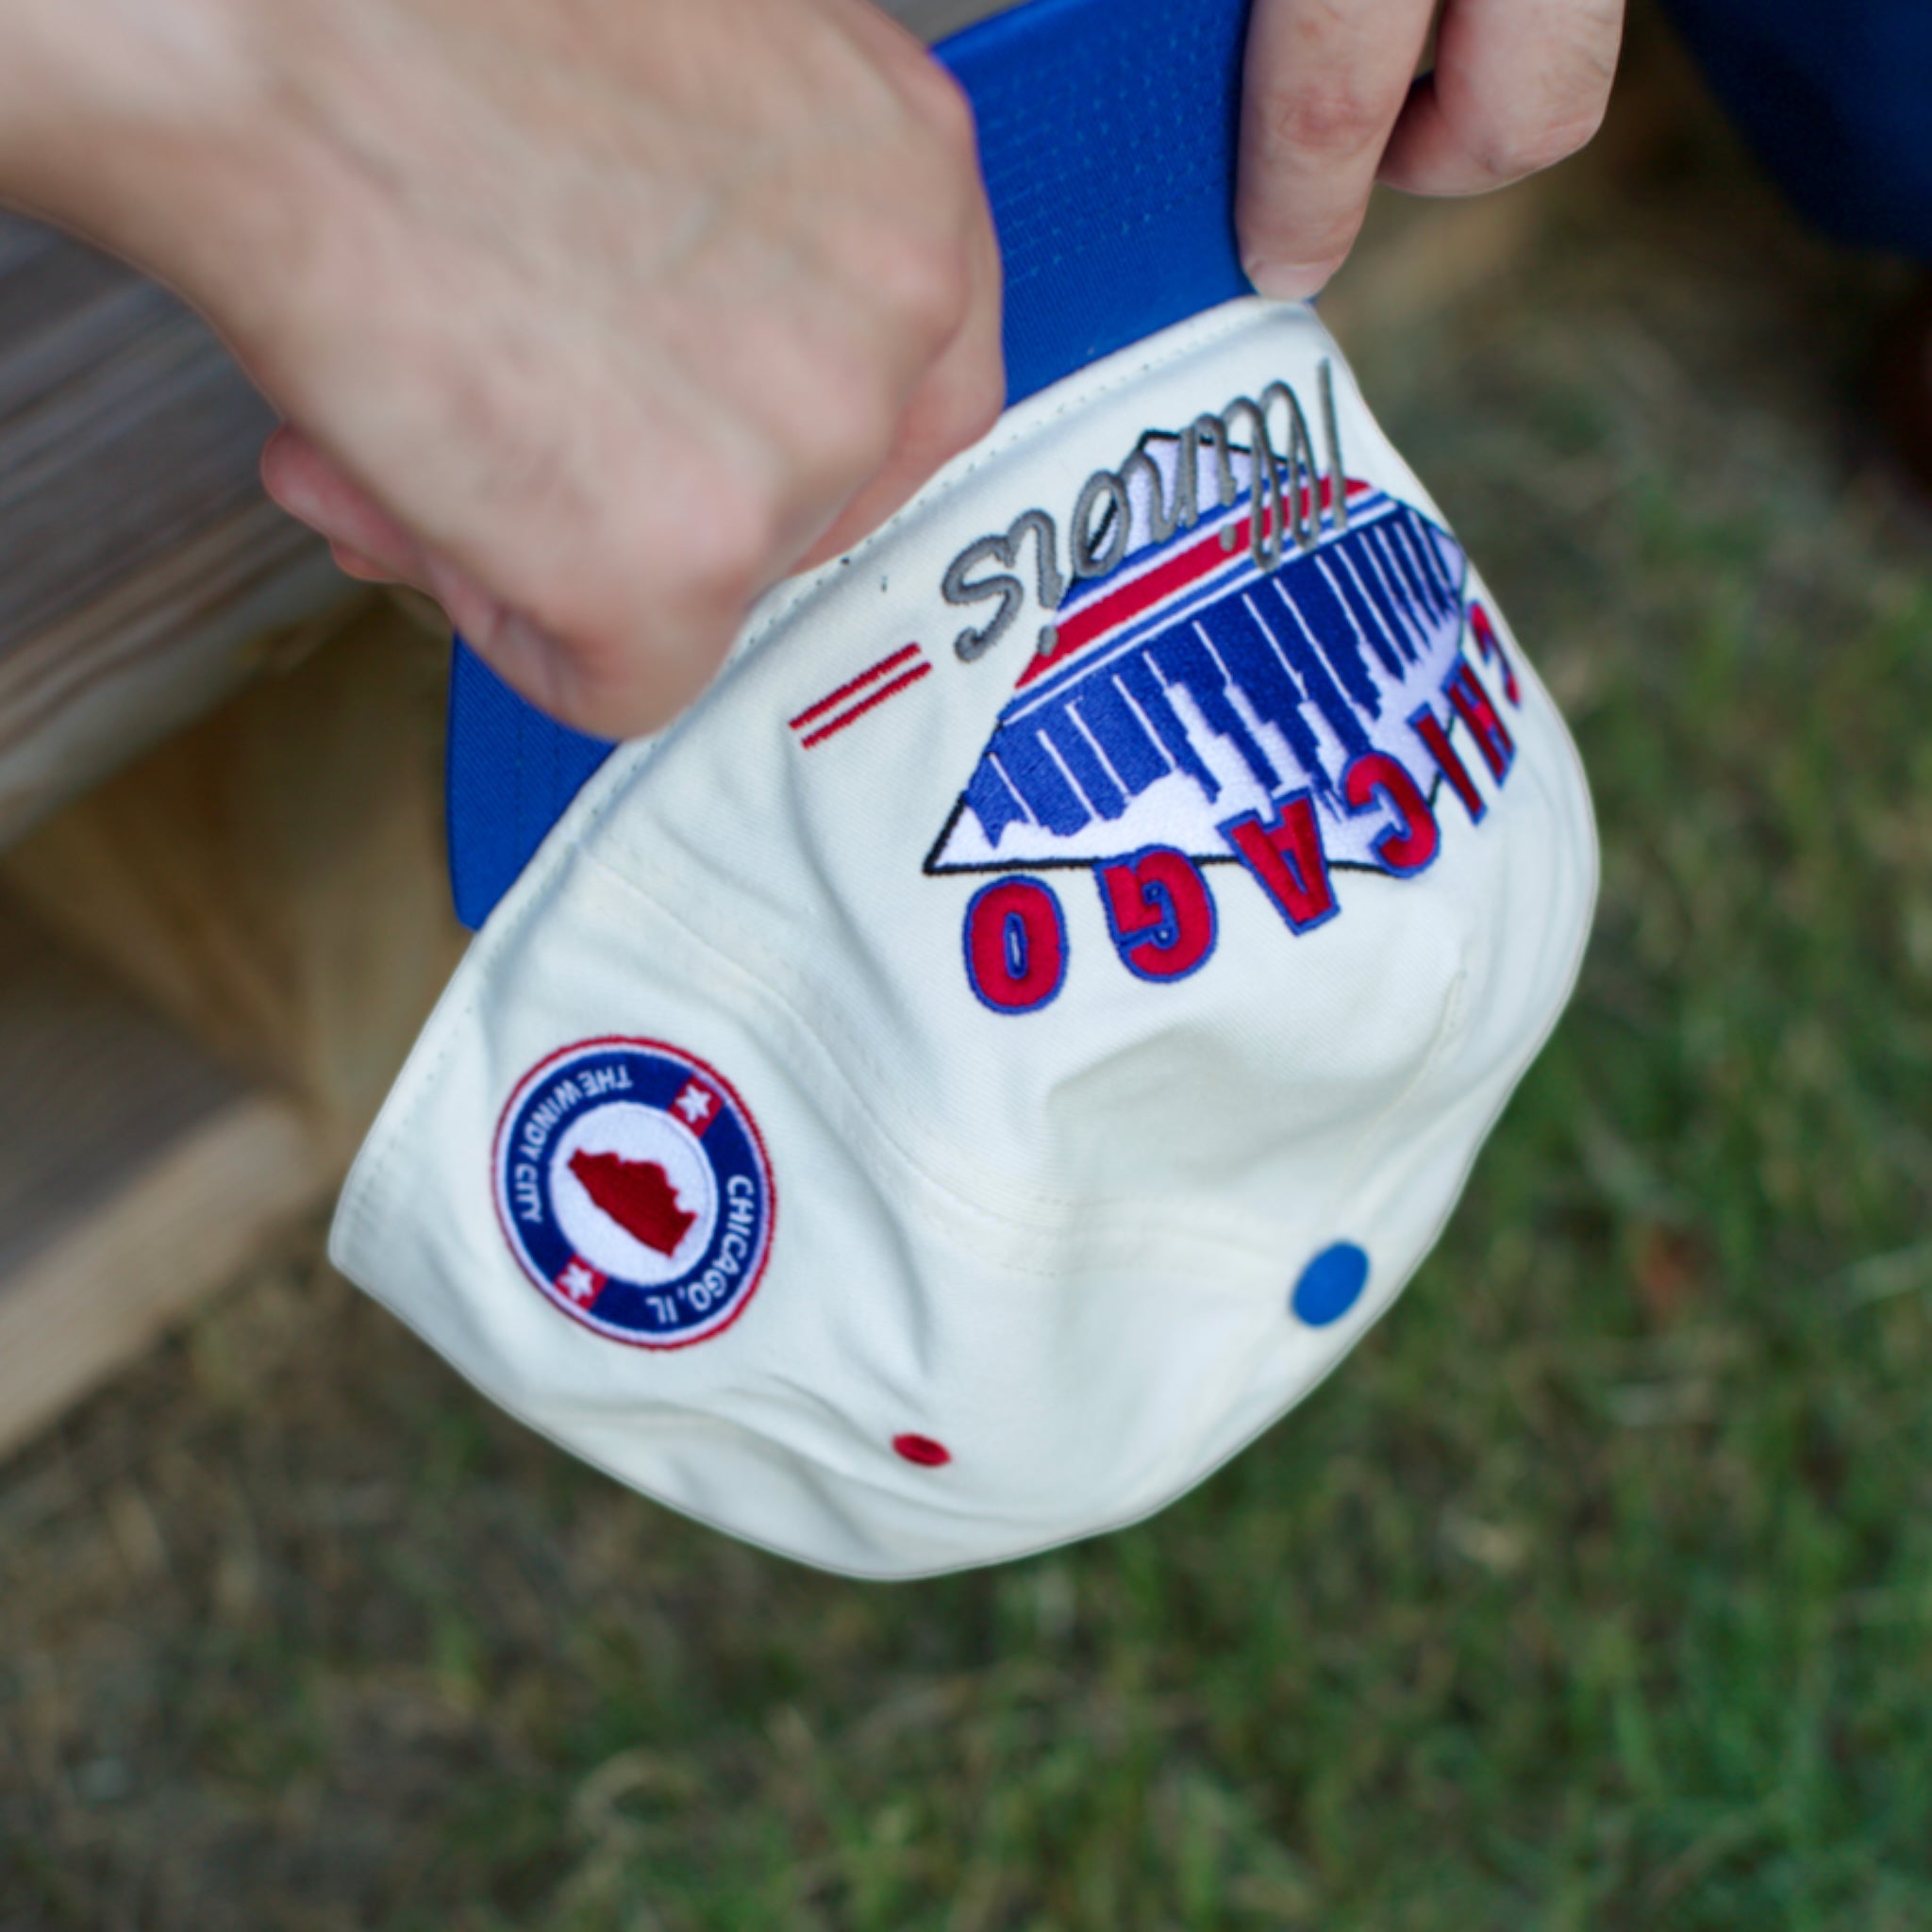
top-left (333, 0), bottom-right (1599, 1578)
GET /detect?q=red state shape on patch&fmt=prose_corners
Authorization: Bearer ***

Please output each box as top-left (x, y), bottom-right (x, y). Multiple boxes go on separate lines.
top-left (568, 1150), bottom-right (696, 1256)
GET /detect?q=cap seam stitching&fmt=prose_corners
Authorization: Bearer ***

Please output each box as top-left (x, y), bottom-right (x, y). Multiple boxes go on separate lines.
top-left (575, 846), bottom-right (1302, 1263)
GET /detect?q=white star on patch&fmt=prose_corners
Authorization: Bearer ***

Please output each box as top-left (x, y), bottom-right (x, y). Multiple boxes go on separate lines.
top-left (559, 1261), bottom-right (600, 1305)
top-left (675, 1082), bottom-right (716, 1125)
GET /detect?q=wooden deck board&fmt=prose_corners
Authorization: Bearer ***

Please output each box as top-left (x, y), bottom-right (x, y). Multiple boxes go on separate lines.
top-left (0, 213), bottom-right (350, 845)
top-left (0, 902), bottom-right (329, 1459)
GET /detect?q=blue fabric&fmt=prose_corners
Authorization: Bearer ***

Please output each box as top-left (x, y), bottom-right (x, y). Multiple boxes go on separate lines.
top-left (446, 649), bottom-right (613, 929)
top-left (447, 0), bottom-right (1255, 929)
top-left (939, 0), bottom-right (1252, 407)
top-left (1665, 0), bottom-right (1932, 258)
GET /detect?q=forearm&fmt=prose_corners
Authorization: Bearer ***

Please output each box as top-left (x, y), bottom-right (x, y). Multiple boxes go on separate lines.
top-left (0, 0), bottom-right (259, 255)
top-left (0, 0), bottom-right (1003, 739)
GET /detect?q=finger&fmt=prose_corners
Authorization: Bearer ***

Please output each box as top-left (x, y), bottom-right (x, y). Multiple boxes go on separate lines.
top-left (1237, 0), bottom-right (1439, 299)
top-left (415, 551), bottom-right (517, 646)
top-left (261, 425), bottom-right (426, 581)
top-left (796, 189), bottom-right (1005, 570)
top-left (451, 606), bottom-right (585, 724)
top-left (267, 425), bottom-right (522, 642)
top-left (269, 415), bottom-right (700, 735)
top-left (329, 540), bottom-right (391, 580)
top-left (1378, 0), bottom-right (1623, 196)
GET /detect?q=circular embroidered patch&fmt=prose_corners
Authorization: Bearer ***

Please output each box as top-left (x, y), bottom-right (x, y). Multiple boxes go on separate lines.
top-left (492, 1038), bottom-right (774, 1347)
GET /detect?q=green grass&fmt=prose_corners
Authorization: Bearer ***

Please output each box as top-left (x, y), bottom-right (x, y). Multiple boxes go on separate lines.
top-left (4, 89), bottom-right (1931, 1932)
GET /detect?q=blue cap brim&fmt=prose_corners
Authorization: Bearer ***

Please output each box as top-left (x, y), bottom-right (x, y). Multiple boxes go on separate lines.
top-left (448, 0), bottom-right (1254, 928)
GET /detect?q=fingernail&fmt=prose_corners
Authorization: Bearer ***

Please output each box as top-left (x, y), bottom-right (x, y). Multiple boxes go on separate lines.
top-left (329, 541), bottom-right (389, 581)
top-left (1246, 258), bottom-right (1340, 302)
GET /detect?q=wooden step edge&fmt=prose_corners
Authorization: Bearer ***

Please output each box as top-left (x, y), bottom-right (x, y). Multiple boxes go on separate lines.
top-left (0, 1088), bottom-right (334, 1462)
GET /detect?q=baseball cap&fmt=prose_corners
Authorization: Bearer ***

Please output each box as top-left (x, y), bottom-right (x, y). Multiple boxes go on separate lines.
top-left (332, 0), bottom-right (1598, 1578)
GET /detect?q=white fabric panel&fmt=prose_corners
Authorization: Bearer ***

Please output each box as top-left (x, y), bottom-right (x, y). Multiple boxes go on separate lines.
top-left (333, 298), bottom-right (1597, 1577)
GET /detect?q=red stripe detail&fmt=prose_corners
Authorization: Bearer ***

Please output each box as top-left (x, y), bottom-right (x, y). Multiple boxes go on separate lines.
top-left (798, 660), bottom-right (932, 747)
top-left (1015, 476), bottom-right (1370, 691)
top-left (1019, 527), bottom-right (1233, 690)
top-left (790, 642), bottom-right (924, 730)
